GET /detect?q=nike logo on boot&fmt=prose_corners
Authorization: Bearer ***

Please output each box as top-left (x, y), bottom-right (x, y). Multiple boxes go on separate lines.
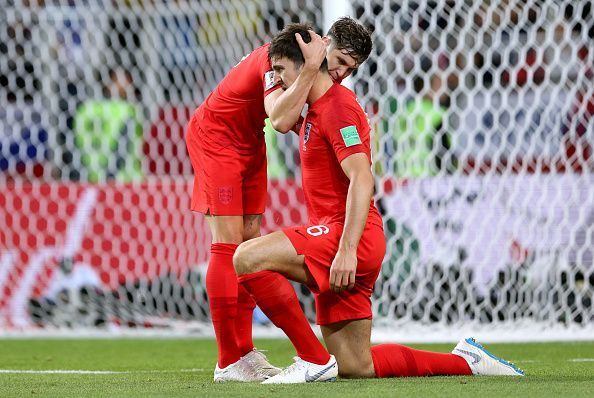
top-left (455, 349), bottom-right (481, 364)
top-left (305, 363), bottom-right (335, 382)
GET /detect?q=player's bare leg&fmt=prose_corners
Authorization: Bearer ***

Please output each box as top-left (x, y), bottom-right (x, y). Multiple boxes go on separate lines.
top-left (321, 319), bottom-right (375, 378)
top-left (205, 214), bottom-right (280, 382)
top-left (242, 214), bottom-right (261, 240)
top-left (234, 231), bottom-right (311, 283)
top-left (206, 215), bottom-right (244, 244)
top-left (234, 232), bottom-right (337, 383)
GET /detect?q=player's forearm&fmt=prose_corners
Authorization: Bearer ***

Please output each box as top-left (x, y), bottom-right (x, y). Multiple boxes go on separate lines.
top-left (339, 171), bottom-right (374, 253)
top-left (268, 66), bottom-right (318, 132)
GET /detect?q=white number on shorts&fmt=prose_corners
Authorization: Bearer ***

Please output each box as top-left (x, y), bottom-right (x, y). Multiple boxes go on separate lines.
top-left (306, 225), bottom-right (330, 237)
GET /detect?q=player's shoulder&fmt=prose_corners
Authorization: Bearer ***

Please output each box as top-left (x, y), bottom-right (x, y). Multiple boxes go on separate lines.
top-left (227, 42), bottom-right (273, 83)
top-left (233, 43), bottom-right (271, 67)
top-left (251, 42), bottom-right (272, 59)
top-left (328, 85), bottom-right (366, 116)
top-left (330, 84), bottom-right (358, 103)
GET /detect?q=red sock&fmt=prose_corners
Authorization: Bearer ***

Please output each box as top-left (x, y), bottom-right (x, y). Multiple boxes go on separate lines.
top-left (206, 243), bottom-right (240, 368)
top-left (371, 344), bottom-right (472, 377)
top-left (235, 284), bottom-right (256, 356)
top-left (238, 270), bottom-right (330, 365)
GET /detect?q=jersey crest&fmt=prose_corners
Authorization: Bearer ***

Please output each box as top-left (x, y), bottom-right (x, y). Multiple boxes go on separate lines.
top-left (304, 122), bottom-right (312, 144)
top-left (218, 187), bottom-right (233, 205)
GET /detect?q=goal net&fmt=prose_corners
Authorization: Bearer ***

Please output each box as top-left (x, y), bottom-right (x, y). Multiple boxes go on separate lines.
top-left (0, 0), bottom-right (592, 340)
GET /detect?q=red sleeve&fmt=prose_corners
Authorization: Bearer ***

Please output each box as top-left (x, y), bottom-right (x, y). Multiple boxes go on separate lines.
top-left (322, 105), bottom-right (370, 163)
top-left (259, 46), bottom-right (282, 97)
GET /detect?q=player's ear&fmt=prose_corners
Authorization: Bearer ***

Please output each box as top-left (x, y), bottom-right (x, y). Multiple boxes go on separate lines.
top-left (322, 36), bottom-right (331, 45)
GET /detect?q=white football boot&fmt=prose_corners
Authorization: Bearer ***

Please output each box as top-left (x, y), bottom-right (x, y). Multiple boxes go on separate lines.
top-left (240, 349), bottom-right (282, 379)
top-left (262, 355), bottom-right (338, 384)
top-left (213, 359), bottom-right (259, 382)
top-left (452, 337), bottom-right (525, 376)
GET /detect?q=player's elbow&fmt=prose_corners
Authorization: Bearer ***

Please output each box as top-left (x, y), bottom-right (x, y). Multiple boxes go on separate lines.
top-left (269, 116), bottom-right (293, 134)
top-left (363, 172), bottom-right (375, 191)
top-left (353, 171), bottom-right (374, 197)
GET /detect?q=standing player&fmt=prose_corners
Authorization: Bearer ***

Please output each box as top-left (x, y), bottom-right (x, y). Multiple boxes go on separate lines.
top-left (186, 18), bottom-right (373, 382)
top-left (233, 24), bottom-right (525, 383)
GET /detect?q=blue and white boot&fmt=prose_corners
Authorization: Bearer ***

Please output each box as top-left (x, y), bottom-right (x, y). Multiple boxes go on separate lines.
top-left (452, 337), bottom-right (525, 376)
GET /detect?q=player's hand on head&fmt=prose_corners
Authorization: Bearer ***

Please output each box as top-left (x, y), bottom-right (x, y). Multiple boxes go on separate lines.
top-left (329, 249), bottom-right (357, 293)
top-left (295, 30), bottom-right (327, 70)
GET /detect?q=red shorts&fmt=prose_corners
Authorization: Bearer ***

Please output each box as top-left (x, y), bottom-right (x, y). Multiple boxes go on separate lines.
top-left (283, 221), bottom-right (386, 325)
top-left (186, 115), bottom-right (267, 216)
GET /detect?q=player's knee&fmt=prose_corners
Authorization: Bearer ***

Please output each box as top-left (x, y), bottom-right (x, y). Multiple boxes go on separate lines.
top-left (233, 241), bottom-right (260, 275)
top-left (233, 243), bottom-right (250, 275)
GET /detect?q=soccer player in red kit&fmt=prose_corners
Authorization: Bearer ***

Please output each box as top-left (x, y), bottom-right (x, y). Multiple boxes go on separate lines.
top-left (233, 24), bottom-right (525, 383)
top-left (186, 18), bottom-right (374, 382)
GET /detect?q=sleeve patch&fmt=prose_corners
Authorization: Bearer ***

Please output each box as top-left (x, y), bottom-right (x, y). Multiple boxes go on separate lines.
top-left (340, 125), bottom-right (362, 147)
top-left (264, 71), bottom-right (276, 90)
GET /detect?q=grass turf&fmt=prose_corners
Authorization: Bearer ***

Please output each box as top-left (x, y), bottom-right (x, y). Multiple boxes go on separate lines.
top-left (0, 339), bottom-right (592, 397)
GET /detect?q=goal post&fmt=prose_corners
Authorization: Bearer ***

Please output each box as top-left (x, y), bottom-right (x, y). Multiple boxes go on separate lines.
top-left (0, 0), bottom-right (592, 340)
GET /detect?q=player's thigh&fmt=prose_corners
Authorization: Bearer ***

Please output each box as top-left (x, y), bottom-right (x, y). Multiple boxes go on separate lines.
top-left (242, 214), bottom-right (262, 241)
top-left (234, 230), bottom-right (314, 285)
top-left (321, 319), bottom-right (375, 378)
top-left (283, 223), bottom-right (342, 294)
top-left (205, 194), bottom-right (261, 245)
top-left (206, 215), bottom-right (244, 244)
top-left (198, 141), bottom-right (248, 216)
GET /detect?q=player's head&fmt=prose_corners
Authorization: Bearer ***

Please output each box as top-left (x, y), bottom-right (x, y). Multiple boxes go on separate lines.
top-left (325, 16), bottom-right (372, 81)
top-left (269, 23), bottom-right (328, 90)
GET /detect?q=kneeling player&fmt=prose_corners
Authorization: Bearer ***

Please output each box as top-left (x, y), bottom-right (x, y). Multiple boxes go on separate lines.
top-left (233, 24), bottom-right (524, 383)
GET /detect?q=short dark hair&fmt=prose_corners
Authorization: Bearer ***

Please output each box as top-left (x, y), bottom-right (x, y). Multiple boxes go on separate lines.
top-left (327, 16), bottom-right (372, 65)
top-left (269, 23), bottom-right (328, 71)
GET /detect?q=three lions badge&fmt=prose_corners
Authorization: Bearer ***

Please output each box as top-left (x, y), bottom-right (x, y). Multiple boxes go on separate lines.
top-left (303, 122), bottom-right (312, 151)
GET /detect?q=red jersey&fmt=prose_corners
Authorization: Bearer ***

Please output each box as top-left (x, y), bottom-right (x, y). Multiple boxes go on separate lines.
top-left (196, 43), bottom-right (280, 151)
top-left (299, 83), bottom-right (383, 227)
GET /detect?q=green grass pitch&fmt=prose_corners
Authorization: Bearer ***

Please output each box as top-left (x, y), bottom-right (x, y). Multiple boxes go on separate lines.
top-left (0, 338), bottom-right (592, 397)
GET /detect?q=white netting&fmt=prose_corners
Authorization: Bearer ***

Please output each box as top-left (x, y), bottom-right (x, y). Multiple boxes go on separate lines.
top-left (0, 0), bottom-right (592, 338)
top-left (355, 0), bottom-right (594, 334)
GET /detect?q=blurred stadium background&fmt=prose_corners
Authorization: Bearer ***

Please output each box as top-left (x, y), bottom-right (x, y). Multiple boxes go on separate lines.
top-left (0, 0), bottom-right (592, 342)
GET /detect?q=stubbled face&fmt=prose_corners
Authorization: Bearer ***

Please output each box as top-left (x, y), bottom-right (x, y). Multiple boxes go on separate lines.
top-left (271, 57), bottom-right (302, 90)
top-left (326, 43), bottom-right (359, 82)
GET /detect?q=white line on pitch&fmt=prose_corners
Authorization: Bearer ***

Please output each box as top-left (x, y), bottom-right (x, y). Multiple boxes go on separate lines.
top-left (490, 359), bottom-right (594, 364)
top-left (0, 369), bottom-right (204, 375)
